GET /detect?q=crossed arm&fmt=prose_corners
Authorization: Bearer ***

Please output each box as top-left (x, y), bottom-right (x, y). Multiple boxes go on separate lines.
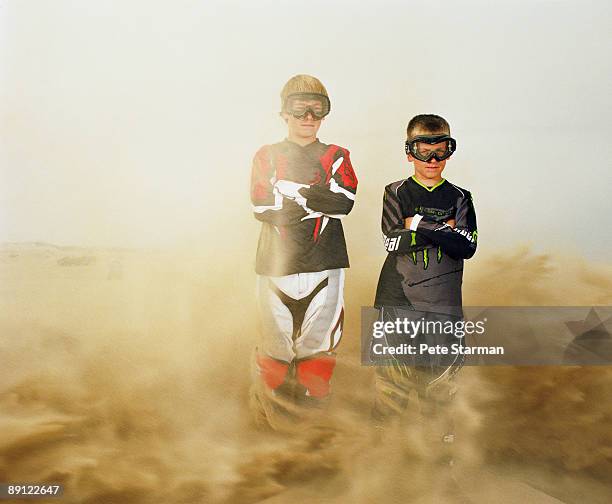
top-left (381, 184), bottom-right (477, 259)
top-left (250, 147), bottom-right (358, 225)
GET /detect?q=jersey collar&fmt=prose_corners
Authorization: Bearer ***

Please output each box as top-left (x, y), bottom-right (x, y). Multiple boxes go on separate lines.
top-left (410, 175), bottom-right (446, 192)
top-left (284, 138), bottom-right (320, 148)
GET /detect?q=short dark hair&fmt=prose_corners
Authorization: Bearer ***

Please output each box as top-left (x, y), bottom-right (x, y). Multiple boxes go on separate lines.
top-left (406, 114), bottom-right (450, 140)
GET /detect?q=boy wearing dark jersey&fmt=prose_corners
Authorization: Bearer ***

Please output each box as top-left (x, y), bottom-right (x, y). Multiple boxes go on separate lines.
top-left (372, 115), bottom-right (477, 453)
top-left (250, 75), bottom-right (358, 426)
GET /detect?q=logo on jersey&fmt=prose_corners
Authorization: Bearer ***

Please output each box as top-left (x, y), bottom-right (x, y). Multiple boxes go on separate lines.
top-left (454, 228), bottom-right (477, 244)
top-left (383, 234), bottom-right (402, 252)
top-left (414, 205), bottom-right (454, 220)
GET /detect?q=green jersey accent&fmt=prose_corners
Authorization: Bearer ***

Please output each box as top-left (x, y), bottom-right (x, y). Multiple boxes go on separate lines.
top-left (411, 176), bottom-right (446, 192)
top-left (411, 231), bottom-right (417, 264)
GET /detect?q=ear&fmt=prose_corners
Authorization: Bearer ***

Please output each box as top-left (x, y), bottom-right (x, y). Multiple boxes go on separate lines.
top-left (280, 112), bottom-right (289, 123)
top-left (407, 153), bottom-right (415, 163)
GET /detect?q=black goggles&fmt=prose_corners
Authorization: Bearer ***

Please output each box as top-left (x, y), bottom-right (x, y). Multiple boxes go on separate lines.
top-left (282, 92), bottom-right (331, 119)
top-left (405, 134), bottom-right (457, 162)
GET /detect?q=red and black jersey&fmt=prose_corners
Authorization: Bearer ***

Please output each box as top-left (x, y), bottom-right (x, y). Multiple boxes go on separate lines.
top-left (251, 139), bottom-right (358, 276)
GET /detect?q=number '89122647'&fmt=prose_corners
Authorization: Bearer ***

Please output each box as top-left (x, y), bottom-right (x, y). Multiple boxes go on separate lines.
top-left (1, 484), bottom-right (63, 498)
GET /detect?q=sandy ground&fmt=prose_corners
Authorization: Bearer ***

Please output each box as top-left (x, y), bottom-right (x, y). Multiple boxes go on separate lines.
top-left (0, 242), bottom-right (611, 503)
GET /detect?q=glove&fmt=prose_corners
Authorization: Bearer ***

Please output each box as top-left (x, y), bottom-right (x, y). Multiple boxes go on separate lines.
top-left (274, 179), bottom-right (312, 213)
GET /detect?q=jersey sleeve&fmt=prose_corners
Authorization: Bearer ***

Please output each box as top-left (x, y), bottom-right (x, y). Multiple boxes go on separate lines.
top-left (250, 146), bottom-right (308, 225)
top-left (381, 184), bottom-right (431, 254)
top-left (296, 149), bottom-right (358, 217)
top-left (411, 190), bottom-right (478, 259)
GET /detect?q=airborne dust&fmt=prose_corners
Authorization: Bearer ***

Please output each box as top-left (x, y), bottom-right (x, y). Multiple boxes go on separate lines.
top-left (1, 240), bottom-right (611, 503)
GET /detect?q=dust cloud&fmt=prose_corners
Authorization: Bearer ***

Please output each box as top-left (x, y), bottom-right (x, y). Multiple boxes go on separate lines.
top-left (1, 241), bottom-right (611, 503)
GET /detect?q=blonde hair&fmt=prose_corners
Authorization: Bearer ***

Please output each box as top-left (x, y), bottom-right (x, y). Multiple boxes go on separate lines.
top-left (280, 74), bottom-right (329, 106)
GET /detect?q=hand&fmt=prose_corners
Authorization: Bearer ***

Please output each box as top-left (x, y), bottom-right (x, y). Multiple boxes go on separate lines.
top-left (446, 218), bottom-right (456, 228)
top-left (404, 217), bottom-right (413, 229)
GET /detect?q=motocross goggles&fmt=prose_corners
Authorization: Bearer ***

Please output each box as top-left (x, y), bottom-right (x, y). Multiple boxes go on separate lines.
top-left (282, 92), bottom-right (331, 119)
top-left (405, 134), bottom-right (456, 162)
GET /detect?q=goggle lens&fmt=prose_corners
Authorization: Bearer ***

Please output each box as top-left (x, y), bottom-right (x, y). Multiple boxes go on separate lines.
top-left (283, 93), bottom-right (330, 119)
top-left (405, 135), bottom-right (456, 161)
top-left (413, 143), bottom-right (452, 161)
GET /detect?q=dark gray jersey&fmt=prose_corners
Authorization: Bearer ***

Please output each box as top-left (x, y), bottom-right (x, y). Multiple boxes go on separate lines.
top-left (374, 176), bottom-right (478, 316)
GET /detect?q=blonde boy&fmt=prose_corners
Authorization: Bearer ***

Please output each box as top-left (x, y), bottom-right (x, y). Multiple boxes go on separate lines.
top-left (250, 75), bottom-right (357, 422)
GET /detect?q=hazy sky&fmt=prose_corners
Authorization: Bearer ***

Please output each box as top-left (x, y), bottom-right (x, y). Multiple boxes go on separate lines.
top-left (1, 0), bottom-right (611, 258)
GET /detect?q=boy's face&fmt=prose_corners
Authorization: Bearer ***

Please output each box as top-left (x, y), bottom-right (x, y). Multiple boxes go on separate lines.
top-left (281, 98), bottom-right (325, 142)
top-left (407, 130), bottom-right (450, 183)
